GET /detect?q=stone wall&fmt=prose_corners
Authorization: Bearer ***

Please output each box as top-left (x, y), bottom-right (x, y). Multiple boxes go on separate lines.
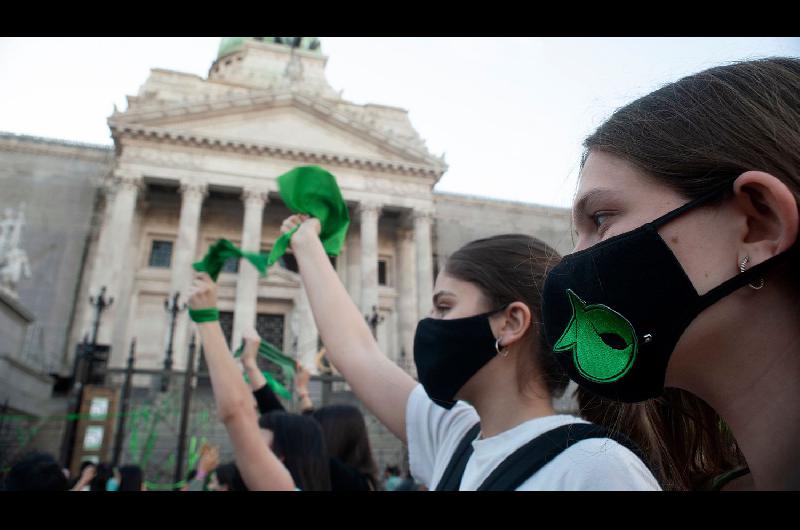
top-left (433, 191), bottom-right (574, 259)
top-left (0, 132), bottom-right (114, 376)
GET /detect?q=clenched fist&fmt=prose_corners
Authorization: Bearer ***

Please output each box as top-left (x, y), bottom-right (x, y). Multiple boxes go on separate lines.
top-left (280, 214), bottom-right (321, 250)
top-left (187, 272), bottom-right (218, 310)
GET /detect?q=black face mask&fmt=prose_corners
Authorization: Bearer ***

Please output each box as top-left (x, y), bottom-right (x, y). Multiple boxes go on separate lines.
top-left (413, 308), bottom-right (505, 409)
top-left (542, 186), bottom-right (793, 403)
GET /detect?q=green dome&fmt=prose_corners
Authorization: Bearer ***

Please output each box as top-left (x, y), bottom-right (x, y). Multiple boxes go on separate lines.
top-left (217, 37), bottom-right (321, 59)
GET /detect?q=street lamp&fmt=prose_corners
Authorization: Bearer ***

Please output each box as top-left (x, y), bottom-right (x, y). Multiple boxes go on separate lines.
top-left (161, 292), bottom-right (187, 392)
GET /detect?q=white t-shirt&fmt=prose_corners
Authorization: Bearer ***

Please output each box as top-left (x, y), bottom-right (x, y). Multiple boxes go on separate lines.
top-left (405, 384), bottom-right (661, 491)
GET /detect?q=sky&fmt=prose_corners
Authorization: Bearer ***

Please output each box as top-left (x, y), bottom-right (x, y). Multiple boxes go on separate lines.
top-left (1, 37), bottom-right (799, 209)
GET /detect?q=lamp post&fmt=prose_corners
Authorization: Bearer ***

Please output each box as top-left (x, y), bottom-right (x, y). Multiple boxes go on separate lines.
top-left (174, 334), bottom-right (197, 486)
top-left (61, 286), bottom-right (113, 469)
top-left (161, 292), bottom-right (187, 392)
top-left (111, 339), bottom-right (136, 467)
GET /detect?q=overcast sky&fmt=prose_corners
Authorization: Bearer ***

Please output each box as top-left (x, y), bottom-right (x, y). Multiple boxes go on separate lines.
top-left (2, 37), bottom-right (798, 208)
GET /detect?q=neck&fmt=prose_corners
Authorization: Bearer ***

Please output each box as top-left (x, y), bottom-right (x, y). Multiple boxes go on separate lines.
top-left (669, 285), bottom-right (800, 490)
top-left (464, 362), bottom-right (556, 438)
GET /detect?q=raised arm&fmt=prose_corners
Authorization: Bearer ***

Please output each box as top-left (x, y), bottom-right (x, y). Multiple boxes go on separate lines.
top-left (281, 215), bottom-right (417, 441)
top-left (241, 327), bottom-right (286, 415)
top-left (294, 362), bottom-right (314, 414)
top-left (70, 464), bottom-right (96, 491)
top-left (188, 272), bottom-right (294, 491)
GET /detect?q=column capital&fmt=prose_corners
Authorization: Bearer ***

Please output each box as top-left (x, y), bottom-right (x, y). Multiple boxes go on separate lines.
top-left (412, 208), bottom-right (434, 223)
top-left (111, 171), bottom-right (144, 193)
top-left (241, 188), bottom-right (270, 208)
top-left (397, 228), bottom-right (415, 243)
top-left (358, 200), bottom-right (382, 217)
top-left (179, 180), bottom-right (208, 200)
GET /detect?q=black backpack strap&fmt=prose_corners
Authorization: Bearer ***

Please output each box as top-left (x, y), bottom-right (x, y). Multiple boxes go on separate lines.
top-left (434, 422), bottom-right (481, 491)
top-left (477, 423), bottom-right (654, 491)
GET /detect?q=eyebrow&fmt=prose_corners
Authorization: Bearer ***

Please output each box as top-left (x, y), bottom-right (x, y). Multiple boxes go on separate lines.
top-left (432, 291), bottom-right (456, 305)
top-left (572, 188), bottom-right (618, 225)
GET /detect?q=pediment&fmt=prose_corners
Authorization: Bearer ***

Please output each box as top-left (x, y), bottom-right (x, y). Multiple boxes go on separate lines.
top-left (116, 96), bottom-right (434, 166)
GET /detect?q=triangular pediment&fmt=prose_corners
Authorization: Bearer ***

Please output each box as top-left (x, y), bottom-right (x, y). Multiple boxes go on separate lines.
top-left (114, 94), bottom-right (435, 166)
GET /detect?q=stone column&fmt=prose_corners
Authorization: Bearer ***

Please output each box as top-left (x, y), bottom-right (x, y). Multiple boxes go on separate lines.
top-left (169, 180), bottom-right (207, 370)
top-left (87, 172), bottom-right (143, 347)
top-left (359, 202), bottom-right (381, 316)
top-left (414, 210), bottom-right (434, 319)
top-left (346, 231), bottom-right (362, 308)
top-left (397, 228), bottom-right (417, 375)
top-left (232, 188), bottom-right (268, 351)
top-left (293, 285), bottom-right (319, 373)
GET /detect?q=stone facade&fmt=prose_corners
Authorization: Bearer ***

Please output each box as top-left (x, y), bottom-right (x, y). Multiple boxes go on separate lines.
top-left (0, 39), bottom-right (575, 476)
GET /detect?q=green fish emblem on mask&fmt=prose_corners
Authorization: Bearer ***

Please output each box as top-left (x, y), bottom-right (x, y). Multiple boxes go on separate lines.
top-left (553, 289), bottom-right (638, 383)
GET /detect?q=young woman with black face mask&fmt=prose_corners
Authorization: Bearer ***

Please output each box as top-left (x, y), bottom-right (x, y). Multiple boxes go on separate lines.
top-left (275, 216), bottom-right (659, 490)
top-left (542, 57), bottom-right (800, 491)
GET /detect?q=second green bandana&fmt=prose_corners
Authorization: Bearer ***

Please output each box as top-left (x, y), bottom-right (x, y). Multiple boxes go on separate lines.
top-left (193, 239), bottom-right (268, 282)
top-left (235, 340), bottom-right (296, 400)
top-left (266, 165), bottom-right (350, 268)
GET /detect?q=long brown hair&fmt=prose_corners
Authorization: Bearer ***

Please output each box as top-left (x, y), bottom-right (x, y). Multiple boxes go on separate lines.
top-left (259, 411), bottom-right (332, 491)
top-left (579, 57), bottom-right (800, 490)
top-left (445, 234), bottom-right (569, 399)
top-left (312, 404), bottom-right (379, 489)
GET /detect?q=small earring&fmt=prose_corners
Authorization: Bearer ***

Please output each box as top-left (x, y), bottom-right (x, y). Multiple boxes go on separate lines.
top-left (739, 255), bottom-right (765, 290)
top-left (495, 338), bottom-right (509, 357)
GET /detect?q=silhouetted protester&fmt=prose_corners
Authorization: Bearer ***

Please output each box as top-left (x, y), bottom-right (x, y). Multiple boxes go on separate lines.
top-left (119, 465), bottom-right (145, 491)
top-left (313, 404), bottom-right (379, 490)
top-left (4, 451), bottom-right (68, 491)
top-left (241, 327), bottom-right (360, 490)
top-left (89, 462), bottom-right (114, 491)
top-left (383, 466), bottom-right (402, 491)
top-left (394, 471), bottom-right (419, 491)
top-left (258, 411), bottom-right (331, 491)
top-left (69, 460), bottom-right (96, 491)
top-left (208, 462), bottom-right (248, 491)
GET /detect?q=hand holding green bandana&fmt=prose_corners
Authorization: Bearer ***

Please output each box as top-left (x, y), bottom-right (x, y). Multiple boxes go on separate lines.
top-left (234, 340), bottom-right (296, 400)
top-left (267, 166), bottom-right (350, 267)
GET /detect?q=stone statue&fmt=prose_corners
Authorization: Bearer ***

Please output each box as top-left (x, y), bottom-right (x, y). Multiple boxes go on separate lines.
top-left (0, 207), bottom-right (16, 257)
top-left (0, 205), bottom-right (32, 295)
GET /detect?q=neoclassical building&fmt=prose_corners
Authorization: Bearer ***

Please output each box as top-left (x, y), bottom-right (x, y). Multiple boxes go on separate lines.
top-left (0, 37), bottom-right (574, 472)
top-left (68, 37), bottom-right (574, 379)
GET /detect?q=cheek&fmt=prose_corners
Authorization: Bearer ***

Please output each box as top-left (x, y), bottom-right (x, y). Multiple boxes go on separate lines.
top-left (659, 214), bottom-right (740, 294)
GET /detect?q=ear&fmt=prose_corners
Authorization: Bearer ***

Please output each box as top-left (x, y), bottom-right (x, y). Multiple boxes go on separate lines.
top-left (494, 301), bottom-right (532, 349)
top-left (732, 172), bottom-right (799, 265)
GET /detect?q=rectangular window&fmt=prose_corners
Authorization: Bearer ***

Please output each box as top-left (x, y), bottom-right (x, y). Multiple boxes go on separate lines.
top-left (378, 259), bottom-right (388, 286)
top-left (149, 240), bottom-right (173, 268)
top-left (82, 426), bottom-right (104, 451)
top-left (221, 257), bottom-right (239, 273)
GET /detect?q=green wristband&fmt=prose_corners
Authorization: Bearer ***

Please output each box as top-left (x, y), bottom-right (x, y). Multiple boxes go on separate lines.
top-left (189, 308), bottom-right (219, 323)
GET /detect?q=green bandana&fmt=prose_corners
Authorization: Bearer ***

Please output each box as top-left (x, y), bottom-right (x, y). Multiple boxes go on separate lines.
top-left (188, 308), bottom-right (219, 323)
top-left (235, 340), bottom-right (296, 400)
top-left (193, 239), bottom-right (268, 282)
top-left (266, 166), bottom-right (350, 268)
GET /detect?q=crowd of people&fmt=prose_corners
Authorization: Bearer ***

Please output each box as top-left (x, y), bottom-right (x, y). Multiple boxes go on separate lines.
top-left (3, 57), bottom-right (800, 491)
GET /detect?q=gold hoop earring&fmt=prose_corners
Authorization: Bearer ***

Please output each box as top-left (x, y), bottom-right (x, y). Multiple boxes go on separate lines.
top-left (495, 338), bottom-right (509, 357)
top-left (739, 255), bottom-right (765, 290)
